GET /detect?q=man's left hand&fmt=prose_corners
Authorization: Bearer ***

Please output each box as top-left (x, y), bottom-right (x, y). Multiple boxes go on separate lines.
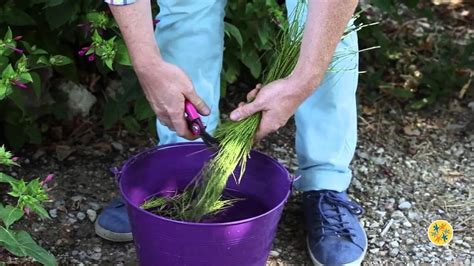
top-left (229, 77), bottom-right (312, 141)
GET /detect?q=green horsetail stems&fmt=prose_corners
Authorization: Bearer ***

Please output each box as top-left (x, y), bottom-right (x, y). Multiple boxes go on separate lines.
top-left (141, 1), bottom-right (375, 222)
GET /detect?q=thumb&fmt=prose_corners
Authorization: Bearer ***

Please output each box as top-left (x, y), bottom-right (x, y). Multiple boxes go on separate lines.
top-left (230, 101), bottom-right (261, 121)
top-left (185, 90), bottom-right (210, 116)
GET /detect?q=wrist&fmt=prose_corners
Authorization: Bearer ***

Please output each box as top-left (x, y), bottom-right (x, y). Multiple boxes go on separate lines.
top-left (288, 66), bottom-right (323, 96)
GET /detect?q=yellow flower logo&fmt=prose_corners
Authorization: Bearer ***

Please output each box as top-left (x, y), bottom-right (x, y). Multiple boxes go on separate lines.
top-left (428, 220), bottom-right (453, 246)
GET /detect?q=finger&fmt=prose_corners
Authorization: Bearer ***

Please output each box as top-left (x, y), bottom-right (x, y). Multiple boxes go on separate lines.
top-left (172, 115), bottom-right (197, 140)
top-left (246, 85), bottom-right (262, 102)
top-left (238, 102), bottom-right (245, 108)
top-left (229, 100), bottom-right (262, 121)
top-left (185, 90), bottom-right (210, 116)
top-left (158, 118), bottom-right (175, 131)
top-left (254, 115), bottom-right (275, 142)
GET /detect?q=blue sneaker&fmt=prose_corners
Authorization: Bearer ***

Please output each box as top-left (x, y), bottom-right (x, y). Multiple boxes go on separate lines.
top-left (95, 198), bottom-right (133, 242)
top-left (303, 190), bottom-right (367, 265)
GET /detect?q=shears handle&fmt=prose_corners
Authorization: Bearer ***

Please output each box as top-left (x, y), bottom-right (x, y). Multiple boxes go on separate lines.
top-left (184, 100), bottom-right (204, 136)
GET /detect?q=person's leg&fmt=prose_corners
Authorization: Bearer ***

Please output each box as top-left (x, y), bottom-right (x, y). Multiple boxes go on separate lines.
top-left (286, 1), bottom-right (367, 265)
top-left (155, 0), bottom-right (226, 144)
top-left (96, 0), bottom-right (226, 242)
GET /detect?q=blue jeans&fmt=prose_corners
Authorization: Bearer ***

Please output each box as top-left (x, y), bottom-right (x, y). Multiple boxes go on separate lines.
top-left (154, 0), bottom-right (359, 192)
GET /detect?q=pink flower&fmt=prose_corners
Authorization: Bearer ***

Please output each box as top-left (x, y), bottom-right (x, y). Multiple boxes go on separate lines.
top-left (12, 157), bottom-right (19, 161)
top-left (13, 35), bottom-right (23, 41)
top-left (24, 207), bottom-right (30, 216)
top-left (5, 44), bottom-right (23, 54)
top-left (88, 54), bottom-right (95, 61)
top-left (11, 80), bottom-right (28, 89)
top-left (40, 174), bottom-right (54, 186)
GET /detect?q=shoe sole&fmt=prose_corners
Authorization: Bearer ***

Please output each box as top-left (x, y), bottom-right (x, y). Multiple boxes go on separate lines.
top-left (94, 219), bottom-right (133, 242)
top-left (306, 225), bottom-right (368, 266)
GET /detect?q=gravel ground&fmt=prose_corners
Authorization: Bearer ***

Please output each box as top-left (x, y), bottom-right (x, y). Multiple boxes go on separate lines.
top-left (1, 99), bottom-right (473, 265)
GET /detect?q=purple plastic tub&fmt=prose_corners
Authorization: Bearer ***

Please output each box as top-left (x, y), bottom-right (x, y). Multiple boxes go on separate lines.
top-left (117, 142), bottom-right (293, 266)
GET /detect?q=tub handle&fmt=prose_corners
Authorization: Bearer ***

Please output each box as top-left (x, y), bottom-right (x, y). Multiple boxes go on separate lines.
top-left (289, 175), bottom-right (301, 191)
top-left (110, 166), bottom-right (122, 182)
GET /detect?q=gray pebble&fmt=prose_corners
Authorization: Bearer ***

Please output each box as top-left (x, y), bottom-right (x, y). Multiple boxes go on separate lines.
top-left (269, 250), bottom-right (279, 257)
top-left (90, 253), bottom-right (101, 261)
top-left (407, 211), bottom-right (420, 220)
top-left (406, 239), bottom-right (415, 245)
top-left (87, 209), bottom-right (97, 222)
top-left (77, 212), bottom-right (86, 221)
top-left (93, 247), bottom-right (102, 253)
top-left (389, 241), bottom-right (399, 248)
top-left (88, 202), bottom-right (101, 211)
top-left (49, 209), bottom-right (58, 218)
top-left (389, 248), bottom-right (399, 257)
top-left (71, 195), bottom-right (84, 202)
top-left (403, 221), bottom-right (412, 228)
top-left (111, 142), bottom-right (124, 152)
top-left (398, 201), bottom-right (412, 210)
top-left (391, 210), bottom-right (405, 220)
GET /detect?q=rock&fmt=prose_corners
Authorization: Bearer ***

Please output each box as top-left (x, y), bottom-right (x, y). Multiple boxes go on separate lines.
top-left (71, 196), bottom-right (84, 202)
top-left (49, 209), bottom-right (58, 218)
top-left (407, 211), bottom-right (420, 220)
top-left (59, 81), bottom-right (97, 117)
top-left (371, 156), bottom-right (386, 165)
top-left (56, 145), bottom-right (75, 161)
top-left (269, 250), bottom-right (279, 257)
top-left (403, 221), bottom-right (412, 228)
top-left (111, 142), bottom-right (124, 152)
top-left (389, 241), bottom-right (399, 248)
top-left (72, 250), bottom-right (79, 256)
top-left (391, 210), bottom-right (405, 220)
top-left (33, 149), bottom-right (46, 160)
top-left (398, 201), bottom-right (412, 210)
top-left (369, 248), bottom-right (380, 254)
top-left (87, 209), bottom-right (97, 222)
top-left (93, 247), bottom-right (102, 253)
top-left (88, 202), bottom-right (101, 211)
top-left (406, 239), bottom-right (415, 245)
top-left (389, 248), bottom-right (400, 257)
top-left (77, 212), bottom-right (86, 220)
top-left (90, 252), bottom-right (102, 261)
top-left (371, 221), bottom-right (380, 228)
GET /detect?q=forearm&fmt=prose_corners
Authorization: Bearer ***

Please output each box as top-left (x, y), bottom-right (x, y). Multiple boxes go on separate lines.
top-left (108, 0), bottom-right (162, 67)
top-left (292, 0), bottom-right (358, 93)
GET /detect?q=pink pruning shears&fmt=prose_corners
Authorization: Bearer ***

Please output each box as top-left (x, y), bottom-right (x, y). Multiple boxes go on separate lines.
top-left (184, 100), bottom-right (220, 150)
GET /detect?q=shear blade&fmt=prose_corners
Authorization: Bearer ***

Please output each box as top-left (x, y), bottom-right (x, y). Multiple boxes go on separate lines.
top-left (200, 131), bottom-right (220, 150)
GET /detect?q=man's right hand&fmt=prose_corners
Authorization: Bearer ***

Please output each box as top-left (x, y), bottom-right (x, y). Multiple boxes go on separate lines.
top-left (134, 57), bottom-right (210, 139)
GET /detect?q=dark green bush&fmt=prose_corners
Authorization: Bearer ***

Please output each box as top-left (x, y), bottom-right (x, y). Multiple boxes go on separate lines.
top-left (1, 0), bottom-right (470, 149)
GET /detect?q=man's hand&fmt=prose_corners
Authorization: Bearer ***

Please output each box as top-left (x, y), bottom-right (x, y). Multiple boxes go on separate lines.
top-left (135, 58), bottom-right (210, 139)
top-left (108, 1), bottom-right (210, 139)
top-left (229, 77), bottom-right (310, 141)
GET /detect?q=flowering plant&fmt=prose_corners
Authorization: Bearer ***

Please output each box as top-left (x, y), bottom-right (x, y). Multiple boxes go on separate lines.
top-left (0, 145), bottom-right (56, 266)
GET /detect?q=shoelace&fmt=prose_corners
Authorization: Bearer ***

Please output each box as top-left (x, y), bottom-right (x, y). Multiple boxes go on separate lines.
top-left (312, 191), bottom-right (364, 238)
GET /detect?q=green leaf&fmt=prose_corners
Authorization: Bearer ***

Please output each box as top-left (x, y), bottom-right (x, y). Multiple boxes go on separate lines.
top-left (224, 22), bottom-right (243, 47)
top-left (8, 89), bottom-right (26, 114)
top-left (0, 173), bottom-right (18, 186)
top-left (19, 73), bottom-right (33, 83)
top-left (134, 98), bottom-right (154, 120)
top-left (103, 101), bottom-right (121, 128)
top-left (4, 124), bottom-right (27, 150)
top-left (4, 27), bottom-right (13, 40)
top-left (26, 202), bottom-right (49, 219)
top-left (37, 56), bottom-right (49, 65)
top-left (0, 55), bottom-right (8, 67)
top-left (45, 2), bottom-right (77, 29)
top-left (31, 72), bottom-right (41, 99)
top-left (0, 205), bottom-right (24, 228)
top-left (0, 228), bottom-right (56, 266)
top-left (105, 59), bottom-right (114, 70)
top-left (49, 55), bottom-right (73, 66)
top-left (123, 116), bottom-right (140, 132)
top-left (2, 64), bottom-right (15, 79)
top-left (115, 41), bottom-right (131, 66)
top-left (241, 50), bottom-right (262, 78)
top-left (2, 9), bottom-right (36, 26)
top-left (44, 0), bottom-right (64, 7)
top-left (25, 124), bottom-right (42, 144)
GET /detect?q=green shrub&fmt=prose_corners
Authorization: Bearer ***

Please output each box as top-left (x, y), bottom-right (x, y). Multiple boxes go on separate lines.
top-left (0, 145), bottom-right (56, 265)
top-left (1, 0), bottom-right (469, 149)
